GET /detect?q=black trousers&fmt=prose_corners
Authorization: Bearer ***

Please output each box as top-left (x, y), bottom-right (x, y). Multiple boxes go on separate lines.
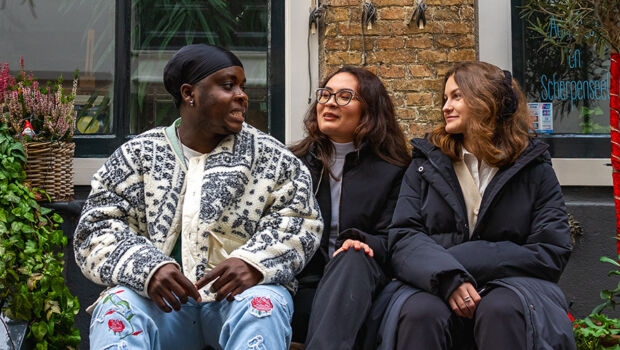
top-left (302, 249), bottom-right (390, 350)
top-left (396, 287), bottom-right (526, 350)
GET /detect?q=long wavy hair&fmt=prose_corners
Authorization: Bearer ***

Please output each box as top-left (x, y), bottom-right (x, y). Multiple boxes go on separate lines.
top-left (429, 61), bottom-right (533, 168)
top-left (289, 66), bottom-right (410, 172)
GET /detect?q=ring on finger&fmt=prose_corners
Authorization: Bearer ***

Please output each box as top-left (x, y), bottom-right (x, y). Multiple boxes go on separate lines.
top-left (463, 295), bottom-right (472, 303)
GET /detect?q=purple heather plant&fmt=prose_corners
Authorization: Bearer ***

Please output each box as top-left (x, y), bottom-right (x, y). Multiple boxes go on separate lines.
top-left (0, 58), bottom-right (78, 142)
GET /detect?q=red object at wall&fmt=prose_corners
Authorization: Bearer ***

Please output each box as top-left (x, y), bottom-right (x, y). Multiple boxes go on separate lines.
top-left (610, 53), bottom-right (620, 261)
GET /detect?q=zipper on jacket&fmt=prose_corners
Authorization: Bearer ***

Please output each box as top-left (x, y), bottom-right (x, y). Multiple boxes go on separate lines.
top-left (315, 167), bottom-right (324, 196)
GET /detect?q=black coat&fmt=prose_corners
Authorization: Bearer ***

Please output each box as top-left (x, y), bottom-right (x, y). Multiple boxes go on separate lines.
top-left (388, 137), bottom-right (575, 349)
top-left (297, 146), bottom-right (406, 287)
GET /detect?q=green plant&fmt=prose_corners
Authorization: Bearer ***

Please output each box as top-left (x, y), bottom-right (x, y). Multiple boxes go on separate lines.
top-left (574, 314), bottom-right (620, 350)
top-left (521, 0), bottom-right (619, 55)
top-left (573, 254), bottom-right (620, 349)
top-left (0, 122), bottom-right (80, 349)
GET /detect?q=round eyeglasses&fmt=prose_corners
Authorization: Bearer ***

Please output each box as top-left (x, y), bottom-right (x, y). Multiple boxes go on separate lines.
top-left (315, 88), bottom-right (358, 106)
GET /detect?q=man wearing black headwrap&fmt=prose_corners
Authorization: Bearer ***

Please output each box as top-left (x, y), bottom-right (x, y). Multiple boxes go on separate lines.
top-left (75, 44), bottom-right (323, 349)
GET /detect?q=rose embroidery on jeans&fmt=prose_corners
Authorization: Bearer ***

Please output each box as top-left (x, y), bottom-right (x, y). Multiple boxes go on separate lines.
top-left (249, 296), bottom-right (273, 318)
top-left (101, 289), bottom-right (143, 338)
top-left (108, 319), bottom-right (125, 333)
top-left (251, 297), bottom-right (273, 312)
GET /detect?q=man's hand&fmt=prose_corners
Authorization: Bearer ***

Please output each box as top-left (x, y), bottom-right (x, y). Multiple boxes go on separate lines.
top-left (448, 282), bottom-right (481, 319)
top-left (147, 263), bottom-right (202, 313)
top-left (194, 257), bottom-right (262, 302)
top-left (333, 239), bottom-right (374, 258)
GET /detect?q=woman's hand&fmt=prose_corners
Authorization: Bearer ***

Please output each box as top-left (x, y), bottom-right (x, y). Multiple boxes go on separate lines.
top-left (448, 282), bottom-right (481, 319)
top-left (332, 239), bottom-right (374, 258)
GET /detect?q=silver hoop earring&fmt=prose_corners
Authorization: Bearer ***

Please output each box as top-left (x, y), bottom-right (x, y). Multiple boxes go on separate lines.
top-left (190, 99), bottom-right (194, 107)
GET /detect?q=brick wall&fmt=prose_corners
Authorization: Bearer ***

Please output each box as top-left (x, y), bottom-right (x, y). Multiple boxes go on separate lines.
top-left (319, 0), bottom-right (477, 139)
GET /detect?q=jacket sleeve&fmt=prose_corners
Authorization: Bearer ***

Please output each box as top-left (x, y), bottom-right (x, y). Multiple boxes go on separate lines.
top-left (229, 153), bottom-right (323, 286)
top-left (338, 170), bottom-right (404, 267)
top-left (73, 144), bottom-right (178, 297)
top-left (447, 163), bottom-right (572, 285)
top-left (389, 162), bottom-right (475, 300)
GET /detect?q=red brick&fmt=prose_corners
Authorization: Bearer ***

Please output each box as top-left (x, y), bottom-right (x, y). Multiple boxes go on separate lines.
top-left (436, 37), bottom-right (459, 48)
top-left (324, 38), bottom-right (348, 50)
top-left (395, 107), bottom-right (415, 118)
top-left (407, 92), bottom-right (433, 105)
top-left (427, 7), bottom-right (460, 21)
top-left (362, 22), bottom-right (393, 35)
top-left (324, 23), bottom-right (339, 37)
top-left (379, 7), bottom-right (408, 20)
top-left (387, 22), bottom-right (412, 35)
top-left (338, 23), bottom-right (362, 35)
top-left (408, 64), bottom-right (433, 77)
top-left (447, 49), bottom-right (476, 61)
top-left (364, 65), bottom-right (378, 75)
top-left (426, 0), bottom-right (470, 4)
top-left (380, 64), bottom-right (407, 78)
top-left (350, 38), bottom-right (375, 50)
top-left (436, 63), bottom-right (455, 76)
top-left (418, 50), bottom-right (448, 62)
top-left (405, 37), bottom-right (433, 48)
top-left (330, 0), bottom-right (360, 6)
top-left (460, 5), bottom-right (475, 19)
top-left (328, 8), bottom-right (350, 22)
top-left (394, 78), bottom-right (442, 91)
top-left (377, 37), bottom-right (404, 49)
top-left (442, 21), bottom-right (474, 34)
top-left (374, 0), bottom-right (412, 5)
top-left (366, 50), bottom-right (412, 64)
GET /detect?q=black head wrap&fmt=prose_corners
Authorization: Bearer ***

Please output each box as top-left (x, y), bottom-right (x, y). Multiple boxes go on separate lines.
top-left (163, 44), bottom-right (244, 106)
top-left (498, 70), bottom-right (519, 120)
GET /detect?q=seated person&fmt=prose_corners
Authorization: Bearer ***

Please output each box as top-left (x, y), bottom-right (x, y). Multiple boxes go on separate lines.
top-left (74, 44), bottom-right (323, 350)
top-left (381, 61), bottom-right (576, 350)
top-left (289, 66), bottom-right (410, 349)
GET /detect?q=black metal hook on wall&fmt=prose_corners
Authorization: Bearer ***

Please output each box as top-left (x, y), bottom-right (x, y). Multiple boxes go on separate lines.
top-left (408, 0), bottom-right (427, 30)
top-left (361, 0), bottom-right (377, 66)
top-left (308, 1), bottom-right (328, 103)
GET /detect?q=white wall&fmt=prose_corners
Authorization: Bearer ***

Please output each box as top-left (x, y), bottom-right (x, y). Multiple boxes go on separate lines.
top-left (285, 0), bottom-right (318, 145)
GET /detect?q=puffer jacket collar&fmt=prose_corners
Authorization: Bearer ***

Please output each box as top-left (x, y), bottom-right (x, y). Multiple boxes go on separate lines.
top-left (410, 137), bottom-right (550, 238)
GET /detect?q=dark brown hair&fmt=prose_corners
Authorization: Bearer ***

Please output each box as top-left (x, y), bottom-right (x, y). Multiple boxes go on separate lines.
top-left (290, 66), bottom-right (411, 172)
top-left (428, 61), bottom-right (533, 168)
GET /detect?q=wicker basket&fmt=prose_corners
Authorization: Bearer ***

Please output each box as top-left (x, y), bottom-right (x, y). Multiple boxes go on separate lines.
top-left (23, 141), bottom-right (75, 202)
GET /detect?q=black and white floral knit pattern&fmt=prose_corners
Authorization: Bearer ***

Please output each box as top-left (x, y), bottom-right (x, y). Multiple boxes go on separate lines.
top-left (74, 123), bottom-right (323, 300)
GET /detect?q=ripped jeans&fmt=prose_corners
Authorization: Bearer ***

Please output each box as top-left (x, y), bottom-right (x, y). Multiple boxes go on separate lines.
top-left (89, 285), bottom-right (293, 350)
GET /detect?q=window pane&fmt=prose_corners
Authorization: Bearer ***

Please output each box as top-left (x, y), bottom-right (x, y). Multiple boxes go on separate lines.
top-left (130, 0), bottom-right (268, 135)
top-left (515, 11), bottom-right (611, 135)
top-left (0, 1), bottom-right (115, 136)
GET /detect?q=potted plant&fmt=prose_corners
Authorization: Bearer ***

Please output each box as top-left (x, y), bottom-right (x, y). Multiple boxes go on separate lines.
top-left (572, 254), bottom-right (620, 349)
top-left (0, 122), bottom-right (80, 349)
top-left (0, 58), bottom-right (78, 202)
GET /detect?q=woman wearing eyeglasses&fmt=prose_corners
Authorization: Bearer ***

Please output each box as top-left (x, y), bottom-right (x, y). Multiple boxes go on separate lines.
top-left (289, 66), bottom-right (410, 349)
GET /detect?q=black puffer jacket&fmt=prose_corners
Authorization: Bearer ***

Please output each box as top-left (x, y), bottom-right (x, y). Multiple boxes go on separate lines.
top-left (388, 137), bottom-right (575, 349)
top-left (297, 146), bottom-right (406, 287)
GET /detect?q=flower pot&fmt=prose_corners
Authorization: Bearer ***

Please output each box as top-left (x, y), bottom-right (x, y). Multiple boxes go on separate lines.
top-left (23, 141), bottom-right (75, 202)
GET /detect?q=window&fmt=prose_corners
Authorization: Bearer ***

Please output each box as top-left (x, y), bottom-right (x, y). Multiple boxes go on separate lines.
top-left (511, 0), bottom-right (611, 157)
top-left (0, 1), bottom-right (115, 150)
top-left (1, 0), bottom-right (284, 157)
top-left (130, 1), bottom-right (270, 135)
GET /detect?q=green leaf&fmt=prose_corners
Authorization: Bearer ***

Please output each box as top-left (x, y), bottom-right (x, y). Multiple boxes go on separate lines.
top-left (601, 256), bottom-right (620, 267)
top-left (39, 206), bottom-right (52, 215)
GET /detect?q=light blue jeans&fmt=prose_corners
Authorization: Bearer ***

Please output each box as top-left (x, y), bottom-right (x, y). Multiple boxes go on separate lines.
top-left (89, 285), bottom-right (293, 350)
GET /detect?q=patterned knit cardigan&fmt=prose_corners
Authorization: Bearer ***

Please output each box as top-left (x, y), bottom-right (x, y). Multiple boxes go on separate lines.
top-left (74, 122), bottom-right (323, 300)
